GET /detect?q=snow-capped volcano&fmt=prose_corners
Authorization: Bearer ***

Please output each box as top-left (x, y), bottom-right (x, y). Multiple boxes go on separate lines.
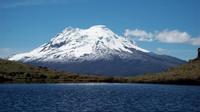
top-left (9, 25), bottom-right (148, 62)
top-left (9, 25), bottom-right (185, 76)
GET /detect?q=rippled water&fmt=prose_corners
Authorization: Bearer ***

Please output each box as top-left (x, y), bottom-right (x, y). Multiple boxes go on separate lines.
top-left (0, 83), bottom-right (200, 112)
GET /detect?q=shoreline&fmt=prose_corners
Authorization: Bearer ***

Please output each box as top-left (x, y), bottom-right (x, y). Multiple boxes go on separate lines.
top-left (1, 81), bottom-right (200, 86)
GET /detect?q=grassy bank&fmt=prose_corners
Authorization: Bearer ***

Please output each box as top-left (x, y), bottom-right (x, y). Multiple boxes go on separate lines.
top-left (126, 60), bottom-right (200, 85)
top-left (0, 59), bottom-right (127, 83)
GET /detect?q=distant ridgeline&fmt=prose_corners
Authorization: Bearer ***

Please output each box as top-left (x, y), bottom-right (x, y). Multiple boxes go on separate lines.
top-left (189, 48), bottom-right (200, 62)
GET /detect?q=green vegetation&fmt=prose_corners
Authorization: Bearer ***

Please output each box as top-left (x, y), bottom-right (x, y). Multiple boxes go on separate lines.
top-left (0, 59), bottom-right (125, 83)
top-left (127, 60), bottom-right (200, 85)
top-left (1, 58), bottom-right (200, 85)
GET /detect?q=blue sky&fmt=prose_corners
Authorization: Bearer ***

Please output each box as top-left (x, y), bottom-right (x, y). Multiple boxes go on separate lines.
top-left (0, 0), bottom-right (199, 60)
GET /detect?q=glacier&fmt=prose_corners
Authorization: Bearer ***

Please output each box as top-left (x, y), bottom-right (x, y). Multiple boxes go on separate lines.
top-left (9, 25), bottom-right (185, 76)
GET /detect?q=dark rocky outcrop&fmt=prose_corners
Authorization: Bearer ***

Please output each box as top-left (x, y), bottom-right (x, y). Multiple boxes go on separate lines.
top-left (198, 48), bottom-right (200, 59)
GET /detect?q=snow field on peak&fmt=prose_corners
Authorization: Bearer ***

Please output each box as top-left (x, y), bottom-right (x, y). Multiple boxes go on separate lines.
top-left (9, 25), bottom-right (149, 62)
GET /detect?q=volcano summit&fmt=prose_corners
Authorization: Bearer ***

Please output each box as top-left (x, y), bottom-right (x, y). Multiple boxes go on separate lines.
top-left (9, 25), bottom-right (185, 76)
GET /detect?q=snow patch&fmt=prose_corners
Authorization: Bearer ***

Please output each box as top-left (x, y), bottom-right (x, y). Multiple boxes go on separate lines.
top-left (9, 25), bottom-right (149, 62)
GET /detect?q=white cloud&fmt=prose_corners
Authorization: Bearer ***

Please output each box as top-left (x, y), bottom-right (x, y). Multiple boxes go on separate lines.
top-left (0, 48), bottom-right (24, 58)
top-left (124, 29), bottom-right (153, 41)
top-left (155, 30), bottom-right (190, 43)
top-left (190, 37), bottom-right (200, 46)
top-left (124, 29), bottom-right (200, 46)
top-left (0, 0), bottom-right (66, 8)
top-left (0, 48), bottom-right (12, 58)
top-left (0, 48), bottom-right (12, 52)
top-left (156, 48), bottom-right (167, 54)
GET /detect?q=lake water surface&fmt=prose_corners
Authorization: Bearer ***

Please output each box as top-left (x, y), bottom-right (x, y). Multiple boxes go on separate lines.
top-left (0, 83), bottom-right (200, 112)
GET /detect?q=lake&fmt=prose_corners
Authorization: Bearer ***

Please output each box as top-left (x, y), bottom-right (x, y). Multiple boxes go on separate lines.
top-left (0, 83), bottom-right (199, 112)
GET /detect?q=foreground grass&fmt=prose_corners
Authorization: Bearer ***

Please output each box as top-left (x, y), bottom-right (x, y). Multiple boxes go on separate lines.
top-left (127, 60), bottom-right (200, 85)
